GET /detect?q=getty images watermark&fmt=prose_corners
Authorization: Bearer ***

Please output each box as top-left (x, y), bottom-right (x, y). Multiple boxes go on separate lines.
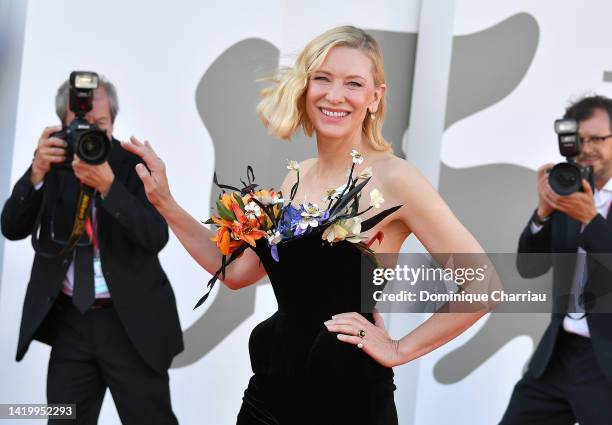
top-left (360, 253), bottom-right (612, 314)
top-left (371, 264), bottom-right (544, 303)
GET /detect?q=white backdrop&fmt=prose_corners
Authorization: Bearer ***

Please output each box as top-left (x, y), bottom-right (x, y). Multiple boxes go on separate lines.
top-left (1, 0), bottom-right (612, 424)
top-left (444, 0), bottom-right (612, 169)
top-left (0, 1), bottom-right (421, 424)
top-left (415, 1), bottom-right (612, 424)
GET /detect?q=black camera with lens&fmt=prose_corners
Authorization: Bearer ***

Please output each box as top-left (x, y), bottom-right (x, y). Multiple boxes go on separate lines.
top-left (52, 71), bottom-right (111, 169)
top-left (548, 118), bottom-right (594, 195)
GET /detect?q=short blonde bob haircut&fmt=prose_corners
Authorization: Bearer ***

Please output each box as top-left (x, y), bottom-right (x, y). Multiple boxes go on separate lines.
top-left (257, 25), bottom-right (391, 151)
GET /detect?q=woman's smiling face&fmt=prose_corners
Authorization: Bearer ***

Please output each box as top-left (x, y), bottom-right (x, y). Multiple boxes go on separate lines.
top-left (306, 46), bottom-right (383, 142)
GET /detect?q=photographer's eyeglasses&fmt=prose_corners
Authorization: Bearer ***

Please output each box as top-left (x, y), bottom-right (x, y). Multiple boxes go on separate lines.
top-left (580, 134), bottom-right (612, 146)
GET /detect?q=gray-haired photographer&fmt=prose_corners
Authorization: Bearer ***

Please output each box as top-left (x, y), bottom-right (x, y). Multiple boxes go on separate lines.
top-left (1, 72), bottom-right (183, 425)
top-left (500, 95), bottom-right (612, 425)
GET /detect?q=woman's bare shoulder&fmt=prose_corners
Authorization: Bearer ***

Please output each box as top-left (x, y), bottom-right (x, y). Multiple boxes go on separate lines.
top-left (369, 155), bottom-right (441, 216)
top-left (372, 155), bottom-right (424, 185)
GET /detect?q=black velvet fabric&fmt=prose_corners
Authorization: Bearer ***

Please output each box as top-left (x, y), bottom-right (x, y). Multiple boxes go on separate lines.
top-left (236, 374), bottom-right (397, 425)
top-left (236, 228), bottom-right (397, 424)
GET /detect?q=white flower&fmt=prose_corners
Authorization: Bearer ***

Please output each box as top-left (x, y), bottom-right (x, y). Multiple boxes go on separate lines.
top-left (345, 217), bottom-right (362, 234)
top-left (350, 149), bottom-right (364, 165)
top-left (369, 189), bottom-right (384, 208)
top-left (299, 216), bottom-right (319, 230)
top-left (322, 189), bottom-right (338, 202)
top-left (322, 184), bottom-right (347, 202)
top-left (287, 159), bottom-right (300, 171)
top-left (298, 202), bottom-right (321, 230)
top-left (300, 202), bottom-right (321, 218)
top-left (322, 217), bottom-right (364, 244)
top-left (244, 201), bottom-right (262, 219)
top-left (267, 230), bottom-right (283, 245)
top-left (356, 166), bottom-right (372, 180)
top-left (255, 192), bottom-right (284, 205)
top-left (323, 222), bottom-right (348, 243)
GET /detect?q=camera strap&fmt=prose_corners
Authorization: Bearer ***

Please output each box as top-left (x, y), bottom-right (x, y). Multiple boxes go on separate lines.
top-left (31, 185), bottom-right (94, 258)
top-left (60, 186), bottom-right (94, 255)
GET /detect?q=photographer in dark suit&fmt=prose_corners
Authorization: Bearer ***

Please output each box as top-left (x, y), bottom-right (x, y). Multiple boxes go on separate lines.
top-left (501, 95), bottom-right (612, 425)
top-left (1, 74), bottom-right (183, 425)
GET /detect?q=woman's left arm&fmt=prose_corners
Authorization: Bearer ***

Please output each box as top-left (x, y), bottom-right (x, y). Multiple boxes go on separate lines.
top-left (325, 160), bottom-right (498, 367)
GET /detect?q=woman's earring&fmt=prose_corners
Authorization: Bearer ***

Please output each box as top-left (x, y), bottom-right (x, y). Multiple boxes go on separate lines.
top-left (370, 112), bottom-right (375, 120)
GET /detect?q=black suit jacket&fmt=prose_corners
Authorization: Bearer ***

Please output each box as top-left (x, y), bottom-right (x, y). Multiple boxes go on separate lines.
top-left (517, 209), bottom-right (612, 383)
top-left (1, 139), bottom-right (183, 373)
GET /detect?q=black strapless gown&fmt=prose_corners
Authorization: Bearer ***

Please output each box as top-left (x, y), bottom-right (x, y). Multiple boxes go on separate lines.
top-left (236, 226), bottom-right (398, 425)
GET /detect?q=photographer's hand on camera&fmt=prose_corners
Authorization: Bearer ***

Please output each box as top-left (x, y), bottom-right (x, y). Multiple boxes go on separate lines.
top-left (30, 126), bottom-right (66, 186)
top-left (536, 163), bottom-right (556, 221)
top-left (541, 176), bottom-right (598, 225)
top-left (72, 156), bottom-right (115, 197)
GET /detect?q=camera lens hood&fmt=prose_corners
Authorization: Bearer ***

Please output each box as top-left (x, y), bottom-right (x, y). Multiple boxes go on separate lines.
top-left (76, 129), bottom-right (111, 165)
top-left (549, 162), bottom-right (582, 195)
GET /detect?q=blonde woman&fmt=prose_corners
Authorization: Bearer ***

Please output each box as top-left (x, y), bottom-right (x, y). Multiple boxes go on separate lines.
top-left (123, 26), bottom-right (492, 424)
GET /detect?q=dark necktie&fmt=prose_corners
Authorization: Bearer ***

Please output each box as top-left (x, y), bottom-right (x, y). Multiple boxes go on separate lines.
top-left (567, 252), bottom-right (587, 319)
top-left (72, 217), bottom-right (95, 313)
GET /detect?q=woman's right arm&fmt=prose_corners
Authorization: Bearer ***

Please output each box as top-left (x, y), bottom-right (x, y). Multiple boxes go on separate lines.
top-left (121, 137), bottom-right (266, 289)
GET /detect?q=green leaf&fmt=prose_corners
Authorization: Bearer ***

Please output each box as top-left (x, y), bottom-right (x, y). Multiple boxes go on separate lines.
top-left (216, 200), bottom-right (236, 221)
top-left (233, 192), bottom-right (245, 209)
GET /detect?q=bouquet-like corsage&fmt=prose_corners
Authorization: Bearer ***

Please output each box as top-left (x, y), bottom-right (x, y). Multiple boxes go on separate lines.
top-left (195, 152), bottom-right (401, 308)
top-left (209, 189), bottom-right (284, 255)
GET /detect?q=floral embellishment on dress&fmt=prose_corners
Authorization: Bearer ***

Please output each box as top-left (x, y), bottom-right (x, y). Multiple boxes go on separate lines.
top-left (209, 191), bottom-right (276, 255)
top-left (322, 184), bottom-right (347, 203)
top-left (254, 190), bottom-right (284, 205)
top-left (369, 189), bottom-right (385, 209)
top-left (356, 166), bottom-right (372, 180)
top-left (322, 217), bottom-right (365, 244)
top-left (298, 203), bottom-right (322, 229)
top-left (350, 149), bottom-right (364, 164)
top-left (244, 201), bottom-right (262, 219)
top-left (287, 159), bottom-right (300, 171)
top-left (196, 155), bottom-right (402, 309)
top-left (267, 230), bottom-right (283, 245)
